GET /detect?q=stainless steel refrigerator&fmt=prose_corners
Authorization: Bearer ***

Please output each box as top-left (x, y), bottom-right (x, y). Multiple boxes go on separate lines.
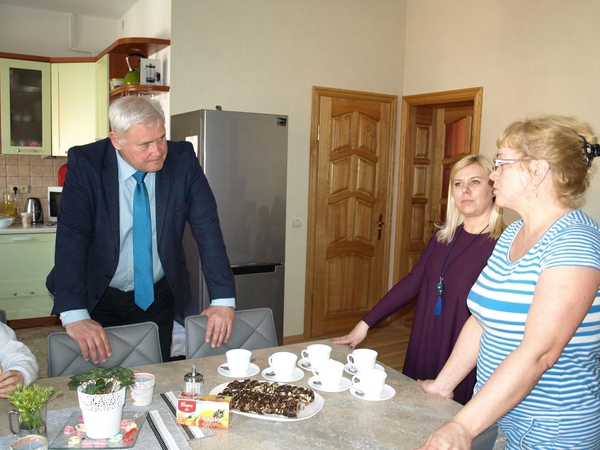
top-left (171, 109), bottom-right (287, 344)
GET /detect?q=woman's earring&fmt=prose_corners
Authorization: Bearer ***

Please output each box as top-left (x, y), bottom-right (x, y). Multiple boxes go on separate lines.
top-left (533, 185), bottom-right (538, 199)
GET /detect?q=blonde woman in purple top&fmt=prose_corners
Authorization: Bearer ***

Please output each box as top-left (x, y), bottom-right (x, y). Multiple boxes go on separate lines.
top-left (333, 155), bottom-right (505, 405)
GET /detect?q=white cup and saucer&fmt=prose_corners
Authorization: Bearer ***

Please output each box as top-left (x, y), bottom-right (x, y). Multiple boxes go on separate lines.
top-left (219, 349), bottom-right (260, 378)
top-left (350, 368), bottom-right (395, 401)
top-left (262, 351), bottom-right (304, 382)
top-left (298, 344), bottom-right (331, 371)
top-left (344, 348), bottom-right (384, 375)
top-left (308, 359), bottom-right (350, 392)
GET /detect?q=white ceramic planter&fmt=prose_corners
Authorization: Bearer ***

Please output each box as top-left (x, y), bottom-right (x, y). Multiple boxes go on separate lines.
top-left (77, 386), bottom-right (126, 439)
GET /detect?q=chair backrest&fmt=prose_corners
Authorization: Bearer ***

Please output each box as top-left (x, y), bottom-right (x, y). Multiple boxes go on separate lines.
top-left (0, 309), bottom-right (6, 324)
top-left (185, 308), bottom-right (278, 359)
top-left (47, 322), bottom-right (162, 377)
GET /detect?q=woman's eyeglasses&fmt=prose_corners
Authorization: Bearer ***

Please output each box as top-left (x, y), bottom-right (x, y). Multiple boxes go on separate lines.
top-left (493, 158), bottom-right (531, 170)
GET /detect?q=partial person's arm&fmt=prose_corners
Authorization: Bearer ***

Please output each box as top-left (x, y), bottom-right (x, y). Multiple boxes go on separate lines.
top-left (61, 310), bottom-right (111, 364)
top-left (184, 146), bottom-right (236, 347)
top-left (417, 315), bottom-right (482, 399)
top-left (0, 323), bottom-right (39, 397)
top-left (49, 148), bottom-right (112, 363)
top-left (333, 236), bottom-right (436, 348)
top-left (416, 266), bottom-right (600, 449)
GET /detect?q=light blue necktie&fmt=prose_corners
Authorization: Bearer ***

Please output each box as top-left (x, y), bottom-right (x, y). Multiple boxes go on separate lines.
top-left (133, 171), bottom-right (154, 310)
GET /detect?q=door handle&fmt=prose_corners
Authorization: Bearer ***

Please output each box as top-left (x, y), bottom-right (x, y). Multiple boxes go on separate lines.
top-left (376, 214), bottom-right (384, 240)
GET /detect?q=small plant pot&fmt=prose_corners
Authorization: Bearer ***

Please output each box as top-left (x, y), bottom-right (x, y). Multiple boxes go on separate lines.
top-left (77, 387), bottom-right (126, 439)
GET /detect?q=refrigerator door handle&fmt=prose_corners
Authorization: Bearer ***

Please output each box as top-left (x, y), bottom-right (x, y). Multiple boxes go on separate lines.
top-left (231, 263), bottom-right (282, 275)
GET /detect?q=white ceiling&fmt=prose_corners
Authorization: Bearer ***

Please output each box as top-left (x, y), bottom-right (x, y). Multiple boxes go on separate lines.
top-left (0, 0), bottom-right (138, 19)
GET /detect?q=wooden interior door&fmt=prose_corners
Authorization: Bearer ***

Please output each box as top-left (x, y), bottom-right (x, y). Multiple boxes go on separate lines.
top-left (305, 87), bottom-right (397, 337)
top-left (393, 88), bottom-right (482, 324)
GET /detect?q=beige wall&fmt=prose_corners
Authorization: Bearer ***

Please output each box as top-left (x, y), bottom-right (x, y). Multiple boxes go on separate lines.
top-left (404, 0), bottom-right (600, 224)
top-left (170, 0), bottom-right (408, 336)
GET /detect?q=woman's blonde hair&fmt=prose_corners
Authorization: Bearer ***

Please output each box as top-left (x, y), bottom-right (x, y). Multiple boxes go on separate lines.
top-left (437, 155), bottom-right (506, 243)
top-left (497, 115), bottom-right (597, 208)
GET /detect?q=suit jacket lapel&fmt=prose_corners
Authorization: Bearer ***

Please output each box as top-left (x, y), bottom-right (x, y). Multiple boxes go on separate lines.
top-left (103, 143), bottom-right (121, 250)
top-left (155, 150), bottom-right (171, 245)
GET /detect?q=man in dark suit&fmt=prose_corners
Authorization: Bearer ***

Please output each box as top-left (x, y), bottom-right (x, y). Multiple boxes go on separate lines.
top-left (46, 96), bottom-right (236, 363)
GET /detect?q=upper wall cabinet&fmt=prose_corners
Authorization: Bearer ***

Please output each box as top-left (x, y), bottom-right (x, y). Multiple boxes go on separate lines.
top-left (51, 62), bottom-right (95, 156)
top-left (51, 55), bottom-right (109, 156)
top-left (0, 58), bottom-right (52, 155)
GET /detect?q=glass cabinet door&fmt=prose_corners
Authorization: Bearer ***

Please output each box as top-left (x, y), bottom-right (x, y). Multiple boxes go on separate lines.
top-left (0, 59), bottom-right (51, 155)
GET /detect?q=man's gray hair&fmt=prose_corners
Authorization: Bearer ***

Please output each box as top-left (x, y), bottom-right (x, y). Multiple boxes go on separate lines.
top-left (109, 96), bottom-right (165, 138)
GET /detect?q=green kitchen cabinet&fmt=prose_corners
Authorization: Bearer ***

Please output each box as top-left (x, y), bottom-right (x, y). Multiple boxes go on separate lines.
top-left (51, 55), bottom-right (109, 156)
top-left (0, 233), bottom-right (55, 320)
top-left (0, 58), bottom-right (52, 155)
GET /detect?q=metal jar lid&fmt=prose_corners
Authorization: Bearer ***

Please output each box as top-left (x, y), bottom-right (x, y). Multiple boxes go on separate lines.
top-left (184, 364), bottom-right (204, 384)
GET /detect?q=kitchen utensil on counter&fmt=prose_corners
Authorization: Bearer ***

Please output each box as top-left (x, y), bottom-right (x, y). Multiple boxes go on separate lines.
top-left (20, 212), bottom-right (33, 228)
top-left (2, 192), bottom-right (16, 217)
top-left (25, 197), bottom-right (43, 224)
top-left (0, 215), bottom-right (15, 228)
top-left (123, 53), bottom-right (146, 85)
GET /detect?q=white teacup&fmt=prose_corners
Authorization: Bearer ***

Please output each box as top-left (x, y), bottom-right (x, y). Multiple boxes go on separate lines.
top-left (347, 348), bottom-right (378, 373)
top-left (352, 368), bottom-right (387, 399)
top-left (311, 359), bottom-right (344, 389)
top-left (301, 344), bottom-right (331, 369)
top-left (226, 349), bottom-right (252, 376)
top-left (268, 351), bottom-right (297, 379)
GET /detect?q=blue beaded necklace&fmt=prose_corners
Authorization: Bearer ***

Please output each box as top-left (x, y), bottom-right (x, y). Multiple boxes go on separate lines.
top-left (434, 224), bottom-right (489, 316)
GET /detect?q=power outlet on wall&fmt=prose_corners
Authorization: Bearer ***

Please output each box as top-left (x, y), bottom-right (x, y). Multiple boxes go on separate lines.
top-left (9, 185), bottom-right (19, 195)
top-left (19, 185), bottom-right (30, 194)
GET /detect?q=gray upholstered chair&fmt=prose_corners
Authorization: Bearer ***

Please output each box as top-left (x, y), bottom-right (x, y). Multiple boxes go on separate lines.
top-left (47, 321), bottom-right (162, 377)
top-left (472, 423), bottom-right (498, 450)
top-left (0, 309), bottom-right (6, 324)
top-left (185, 307), bottom-right (278, 359)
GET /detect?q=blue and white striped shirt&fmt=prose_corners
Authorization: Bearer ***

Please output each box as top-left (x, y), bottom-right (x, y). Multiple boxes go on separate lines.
top-left (468, 210), bottom-right (600, 422)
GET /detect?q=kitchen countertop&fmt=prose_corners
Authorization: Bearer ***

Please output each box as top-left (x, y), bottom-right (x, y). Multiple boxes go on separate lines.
top-left (0, 339), bottom-right (507, 449)
top-left (0, 221), bottom-right (57, 234)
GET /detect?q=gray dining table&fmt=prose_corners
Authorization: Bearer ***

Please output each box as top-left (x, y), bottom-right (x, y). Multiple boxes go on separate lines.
top-left (0, 339), bottom-right (506, 449)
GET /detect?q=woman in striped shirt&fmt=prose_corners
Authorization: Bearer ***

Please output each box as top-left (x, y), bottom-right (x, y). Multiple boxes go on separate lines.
top-left (417, 115), bottom-right (600, 450)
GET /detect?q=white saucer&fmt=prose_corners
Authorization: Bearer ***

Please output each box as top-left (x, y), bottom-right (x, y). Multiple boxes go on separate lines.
top-left (308, 376), bottom-right (351, 393)
top-left (218, 363), bottom-right (260, 378)
top-left (261, 367), bottom-right (304, 383)
top-left (349, 382), bottom-right (395, 401)
top-left (344, 362), bottom-right (385, 375)
top-left (297, 358), bottom-right (314, 371)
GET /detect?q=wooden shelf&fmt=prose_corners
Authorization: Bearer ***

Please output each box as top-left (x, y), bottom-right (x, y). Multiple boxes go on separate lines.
top-left (109, 84), bottom-right (170, 102)
top-left (100, 37), bottom-right (170, 59)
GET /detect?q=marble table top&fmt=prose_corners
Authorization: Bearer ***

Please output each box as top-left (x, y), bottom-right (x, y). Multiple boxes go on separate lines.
top-left (0, 339), bottom-right (506, 449)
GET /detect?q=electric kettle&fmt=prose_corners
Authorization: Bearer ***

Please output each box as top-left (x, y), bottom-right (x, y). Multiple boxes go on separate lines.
top-left (25, 197), bottom-right (43, 224)
top-left (124, 53), bottom-right (146, 85)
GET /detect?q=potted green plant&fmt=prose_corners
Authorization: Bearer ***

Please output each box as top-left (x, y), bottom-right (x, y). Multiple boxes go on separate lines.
top-left (68, 367), bottom-right (135, 439)
top-left (7, 384), bottom-right (62, 437)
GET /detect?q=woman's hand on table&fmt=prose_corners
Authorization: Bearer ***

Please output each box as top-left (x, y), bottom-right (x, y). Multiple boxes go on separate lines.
top-left (414, 420), bottom-right (471, 450)
top-left (0, 370), bottom-right (25, 398)
top-left (331, 321), bottom-right (369, 349)
top-left (416, 379), bottom-right (454, 400)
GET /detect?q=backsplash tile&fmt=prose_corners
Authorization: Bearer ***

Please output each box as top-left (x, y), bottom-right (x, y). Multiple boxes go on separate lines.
top-left (1, 155), bottom-right (67, 218)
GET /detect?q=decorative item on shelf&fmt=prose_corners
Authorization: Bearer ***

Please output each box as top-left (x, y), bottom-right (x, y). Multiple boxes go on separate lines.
top-left (139, 58), bottom-right (162, 86)
top-left (7, 383), bottom-right (62, 438)
top-left (123, 53), bottom-right (146, 85)
top-left (109, 78), bottom-right (124, 91)
top-left (68, 366), bottom-right (135, 439)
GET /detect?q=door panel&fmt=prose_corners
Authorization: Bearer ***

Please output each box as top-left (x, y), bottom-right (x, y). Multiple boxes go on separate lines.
top-left (393, 88), bottom-right (483, 324)
top-left (306, 88), bottom-right (397, 337)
